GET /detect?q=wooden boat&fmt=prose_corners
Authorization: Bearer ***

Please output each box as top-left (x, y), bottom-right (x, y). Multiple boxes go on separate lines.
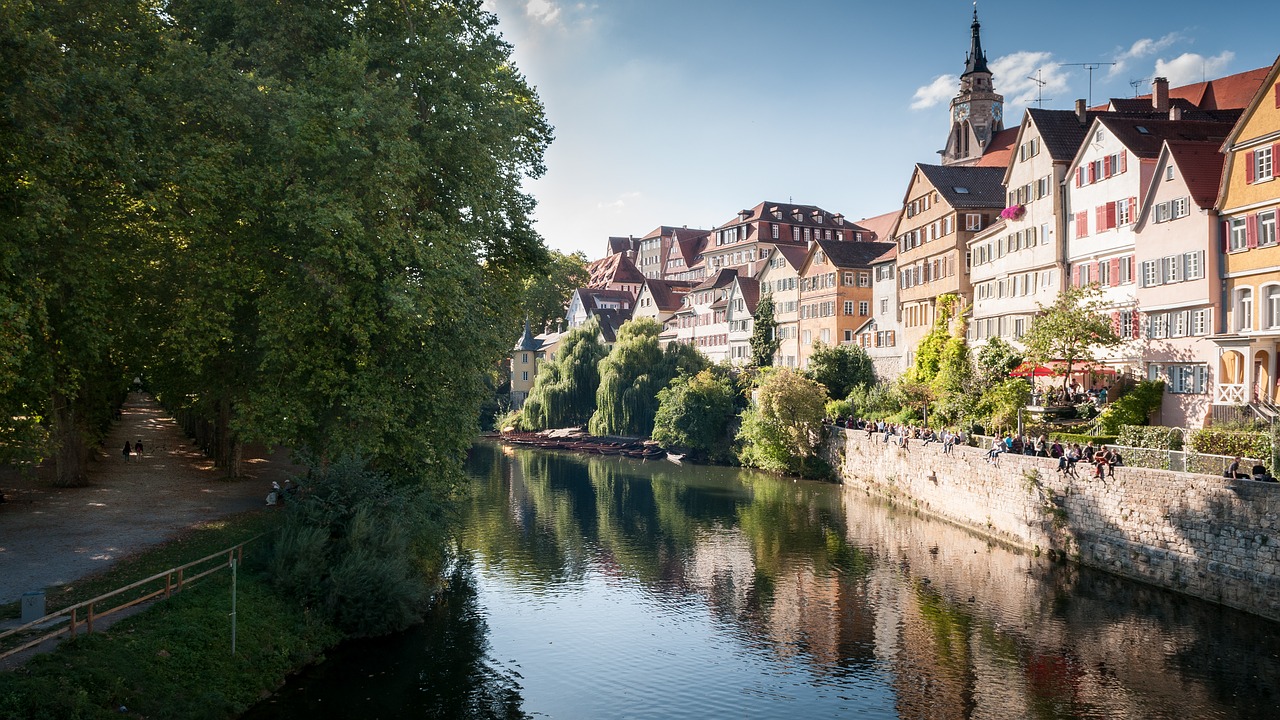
top-left (666, 453), bottom-right (684, 464)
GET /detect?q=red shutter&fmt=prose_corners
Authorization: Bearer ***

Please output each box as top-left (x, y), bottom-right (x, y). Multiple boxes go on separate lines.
top-left (1119, 151), bottom-right (1127, 174)
top-left (1248, 214), bottom-right (1259, 248)
top-left (1094, 261), bottom-right (1103, 283)
top-left (1275, 82), bottom-right (1280, 109)
top-left (1096, 205), bottom-right (1106, 231)
top-left (1103, 155), bottom-right (1112, 177)
top-left (1129, 197), bottom-right (1138, 224)
top-left (1110, 257), bottom-right (1121, 286)
top-left (1106, 201), bottom-right (1117, 230)
top-left (1076, 167), bottom-right (1084, 187)
top-left (1111, 311), bottom-right (1121, 333)
top-left (1132, 311), bottom-right (1141, 339)
top-left (1246, 151), bottom-right (1257, 183)
top-left (1072, 265), bottom-right (1081, 287)
top-left (1088, 163), bottom-right (1096, 184)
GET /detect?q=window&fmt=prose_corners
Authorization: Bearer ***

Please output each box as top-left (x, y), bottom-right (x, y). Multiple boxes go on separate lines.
top-left (1120, 310), bottom-right (1135, 338)
top-left (820, 329), bottom-right (831, 344)
top-left (1267, 286), bottom-right (1280, 329)
top-left (1160, 364), bottom-right (1209, 394)
top-left (1173, 197), bottom-right (1190, 219)
top-left (771, 223), bottom-right (779, 239)
top-left (521, 353), bottom-right (529, 364)
top-left (1098, 260), bottom-right (1110, 286)
top-left (844, 330), bottom-right (853, 343)
top-left (1236, 287), bottom-right (1254, 331)
top-left (966, 213), bottom-right (983, 231)
top-left (859, 301), bottom-right (869, 315)
top-left (1192, 308), bottom-right (1208, 336)
top-left (1255, 146), bottom-right (1274, 182)
top-left (521, 371), bottom-right (528, 381)
top-left (1167, 165), bottom-right (1175, 181)
top-left (1079, 263), bottom-right (1092, 286)
top-left (1150, 313), bottom-right (1168, 338)
top-left (1153, 202), bottom-right (1172, 223)
top-left (1014, 318), bottom-right (1025, 339)
top-left (1260, 210), bottom-right (1278, 247)
top-left (802, 330), bottom-right (811, 345)
top-left (1230, 218), bottom-right (1249, 251)
top-left (858, 272), bottom-right (870, 287)
top-left (843, 300), bottom-right (854, 316)
top-left (1185, 251), bottom-right (1204, 280)
top-left (1116, 198), bottom-right (1132, 226)
top-left (1163, 255), bottom-right (1183, 284)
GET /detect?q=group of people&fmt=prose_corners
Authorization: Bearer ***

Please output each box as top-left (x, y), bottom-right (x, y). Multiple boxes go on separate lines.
top-left (1030, 382), bottom-right (1108, 408)
top-left (1225, 456), bottom-right (1278, 482)
top-left (823, 418), bottom-right (967, 454)
top-left (121, 439), bottom-right (144, 461)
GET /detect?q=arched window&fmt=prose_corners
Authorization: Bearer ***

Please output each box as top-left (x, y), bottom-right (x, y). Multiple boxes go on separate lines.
top-left (1266, 285), bottom-right (1280, 329)
top-left (1236, 287), bottom-right (1254, 332)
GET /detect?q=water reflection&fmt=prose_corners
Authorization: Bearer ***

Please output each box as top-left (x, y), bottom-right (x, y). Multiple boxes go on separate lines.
top-left (247, 442), bottom-right (1280, 719)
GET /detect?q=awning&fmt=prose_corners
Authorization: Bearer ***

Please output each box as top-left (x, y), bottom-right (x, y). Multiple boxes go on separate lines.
top-left (1010, 362), bottom-right (1055, 377)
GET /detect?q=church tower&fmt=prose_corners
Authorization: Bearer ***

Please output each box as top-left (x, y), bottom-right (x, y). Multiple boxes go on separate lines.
top-left (942, 6), bottom-right (1004, 166)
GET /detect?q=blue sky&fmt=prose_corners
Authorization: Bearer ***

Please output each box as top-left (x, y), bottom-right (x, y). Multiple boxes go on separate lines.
top-left (482, 0), bottom-right (1280, 259)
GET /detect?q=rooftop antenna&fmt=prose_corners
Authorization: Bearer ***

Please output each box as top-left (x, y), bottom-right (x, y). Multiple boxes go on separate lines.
top-left (1026, 69), bottom-right (1053, 108)
top-left (1129, 78), bottom-right (1146, 97)
top-left (1062, 62), bottom-right (1117, 107)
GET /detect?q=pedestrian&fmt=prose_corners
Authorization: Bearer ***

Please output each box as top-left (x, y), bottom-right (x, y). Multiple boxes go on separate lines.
top-left (134, 440), bottom-right (143, 458)
top-left (122, 440), bottom-right (132, 462)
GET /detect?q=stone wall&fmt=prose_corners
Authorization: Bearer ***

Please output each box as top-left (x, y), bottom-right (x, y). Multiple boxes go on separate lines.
top-left (826, 427), bottom-right (1280, 622)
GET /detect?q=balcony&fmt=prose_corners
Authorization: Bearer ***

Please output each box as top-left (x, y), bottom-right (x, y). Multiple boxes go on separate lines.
top-left (1215, 383), bottom-right (1247, 405)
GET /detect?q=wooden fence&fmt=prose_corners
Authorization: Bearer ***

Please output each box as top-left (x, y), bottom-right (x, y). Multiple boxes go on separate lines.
top-left (0, 536), bottom-right (260, 662)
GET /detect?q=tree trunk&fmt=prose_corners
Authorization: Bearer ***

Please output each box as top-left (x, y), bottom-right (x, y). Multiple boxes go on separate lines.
top-left (51, 390), bottom-right (90, 487)
top-left (215, 396), bottom-right (241, 478)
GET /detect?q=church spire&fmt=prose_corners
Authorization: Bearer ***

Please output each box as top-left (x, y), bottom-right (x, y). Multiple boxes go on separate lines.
top-left (962, 3), bottom-right (989, 77)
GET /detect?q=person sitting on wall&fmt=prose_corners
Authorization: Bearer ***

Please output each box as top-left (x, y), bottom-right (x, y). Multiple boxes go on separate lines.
top-left (985, 437), bottom-right (1003, 464)
top-left (1105, 448), bottom-right (1122, 477)
top-left (1093, 447), bottom-right (1109, 479)
top-left (1225, 456), bottom-right (1251, 480)
top-left (1250, 464), bottom-right (1277, 482)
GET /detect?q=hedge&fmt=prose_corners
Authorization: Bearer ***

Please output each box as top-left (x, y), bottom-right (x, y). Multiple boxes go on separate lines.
top-left (1117, 425), bottom-right (1184, 450)
top-left (1188, 427), bottom-right (1272, 467)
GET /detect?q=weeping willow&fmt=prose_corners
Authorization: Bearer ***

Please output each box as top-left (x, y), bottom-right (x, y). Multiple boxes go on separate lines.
top-left (588, 319), bottom-right (707, 437)
top-left (520, 319), bottom-right (606, 430)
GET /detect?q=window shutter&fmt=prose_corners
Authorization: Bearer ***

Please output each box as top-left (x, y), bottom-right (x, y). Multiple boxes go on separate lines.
top-left (1072, 265), bottom-right (1081, 287)
top-left (1088, 163), bottom-right (1096, 184)
top-left (1129, 197), bottom-right (1138, 223)
top-left (1246, 151), bottom-right (1257, 183)
top-left (1110, 257), bottom-right (1121, 286)
top-left (1132, 311), bottom-right (1141, 339)
top-left (1111, 311), bottom-right (1121, 333)
top-left (1248, 214), bottom-right (1259, 248)
top-left (1221, 220), bottom-right (1230, 252)
top-left (1119, 151), bottom-right (1127, 173)
top-left (1095, 205), bottom-right (1104, 231)
top-left (1106, 201), bottom-right (1117, 230)
top-left (1103, 155), bottom-right (1112, 177)
top-left (1076, 167), bottom-right (1084, 187)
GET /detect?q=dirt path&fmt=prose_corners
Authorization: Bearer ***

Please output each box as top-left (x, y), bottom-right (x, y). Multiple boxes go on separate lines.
top-left (0, 392), bottom-right (302, 605)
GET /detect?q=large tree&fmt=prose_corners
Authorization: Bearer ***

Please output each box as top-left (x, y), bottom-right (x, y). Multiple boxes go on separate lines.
top-left (519, 250), bottom-right (589, 334)
top-left (651, 369), bottom-right (736, 462)
top-left (521, 320), bottom-right (607, 430)
top-left (806, 342), bottom-right (875, 401)
top-left (737, 368), bottom-right (830, 476)
top-left (589, 318), bottom-right (707, 437)
top-left (1021, 284), bottom-right (1122, 395)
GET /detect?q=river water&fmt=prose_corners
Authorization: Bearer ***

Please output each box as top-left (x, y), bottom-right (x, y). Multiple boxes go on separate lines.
top-left (245, 441), bottom-right (1280, 719)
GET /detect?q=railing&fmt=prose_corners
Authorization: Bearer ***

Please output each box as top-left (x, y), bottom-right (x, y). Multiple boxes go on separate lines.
top-left (0, 537), bottom-right (259, 661)
top-left (1216, 383), bottom-right (1247, 405)
top-left (963, 435), bottom-right (1264, 476)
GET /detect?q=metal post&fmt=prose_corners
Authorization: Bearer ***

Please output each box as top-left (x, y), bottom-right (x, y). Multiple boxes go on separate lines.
top-left (230, 556), bottom-right (237, 656)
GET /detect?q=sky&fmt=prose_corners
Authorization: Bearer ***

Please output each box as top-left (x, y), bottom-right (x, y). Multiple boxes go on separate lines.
top-left (481, 0), bottom-right (1280, 260)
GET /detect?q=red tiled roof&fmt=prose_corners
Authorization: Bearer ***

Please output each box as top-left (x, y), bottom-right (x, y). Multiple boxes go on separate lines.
top-left (585, 253), bottom-right (645, 289)
top-left (1164, 140), bottom-right (1226, 209)
top-left (974, 127), bottom-right (1019, 168)
top-left (640, 278), bottom-right (696, 313)
top-left (736, 277), bottom-right (760, 315)
top-left (854, 209), bottom-right (900, 243)
top-left (1094, 65), bottom-right (1271, 112)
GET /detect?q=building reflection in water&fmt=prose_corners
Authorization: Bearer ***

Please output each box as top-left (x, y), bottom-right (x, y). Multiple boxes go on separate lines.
top-left (469, 442), bottom-right (1279, 719)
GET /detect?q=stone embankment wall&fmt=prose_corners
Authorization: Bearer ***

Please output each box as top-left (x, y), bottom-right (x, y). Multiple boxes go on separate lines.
top-left (826, 428), bottom-right (1280, 622)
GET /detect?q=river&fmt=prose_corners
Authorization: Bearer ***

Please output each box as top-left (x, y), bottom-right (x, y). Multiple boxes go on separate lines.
top-left (244, 441), bottom-right (1280, 719)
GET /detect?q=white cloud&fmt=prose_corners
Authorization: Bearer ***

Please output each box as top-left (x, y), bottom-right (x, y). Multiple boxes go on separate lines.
top-left (911, 74), bottom-right (957, 110)
top-left (1154, 51), bottom-right (1235, 87)
top-left (525, 0), bottom-right (561, 26)
top-left (990, 51), bottom-right (1069, 108)
top-left (1108, 33), bottom-right (1182, 79)
top-left (598, 192), bottom-right (641, 213)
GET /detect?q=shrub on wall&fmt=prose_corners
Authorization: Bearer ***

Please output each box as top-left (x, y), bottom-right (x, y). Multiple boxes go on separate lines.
top-left (1188, 428), bottom-right (1271, 465)
top-left (1117, 425), bottom-right (1184, 450)
top-left (1096, 380), bottom-right (1164, 434)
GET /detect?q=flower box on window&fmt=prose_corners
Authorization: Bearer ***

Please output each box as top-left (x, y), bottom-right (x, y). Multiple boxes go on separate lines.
top-left (1000, 204), bottom-right (1026, 221)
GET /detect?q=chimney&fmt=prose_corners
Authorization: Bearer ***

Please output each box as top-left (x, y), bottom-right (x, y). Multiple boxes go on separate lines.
top-left (1169, 105), bottom-right (1182, 121)
top-left (1152, 77), bottom-right (1169, 112)
top-left (1075, 99), bottom-right (1087, 124)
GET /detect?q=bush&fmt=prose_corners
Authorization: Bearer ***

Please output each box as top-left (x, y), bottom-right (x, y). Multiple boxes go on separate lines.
top-left (1117, 425), bottom-right (1183, 450)
top-left (1050, 432), bottom-right (1118, 446)
top-left (846, 383), bottom-right (900, 419)
top-left (652, 369), bottom-right (737, 463)
top-left (269, 458), bottom-right (448, 637)
top-left (1096, 380), bottom-right (1164, 434)
top-left (1188, 427), bottom-right (1271, 466)
top-left (1075, 401), bottom-right (1099, 420)
top-left (825, 399), bottom-right (854, 419)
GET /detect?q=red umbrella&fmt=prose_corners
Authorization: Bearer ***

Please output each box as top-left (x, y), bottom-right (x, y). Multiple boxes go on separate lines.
top-left (1011, 361), bottom-right (1055, 377)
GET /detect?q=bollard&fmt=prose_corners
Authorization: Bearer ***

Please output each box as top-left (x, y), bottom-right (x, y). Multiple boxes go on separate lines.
top-left (21, 591), bottom-right (46, 623)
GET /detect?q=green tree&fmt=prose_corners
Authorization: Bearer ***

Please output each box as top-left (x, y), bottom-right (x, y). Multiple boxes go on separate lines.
top-left (974, 337), bottom-right (1024, 392)
top-left (522, 320), bottom-right (607, 430)
top-left (1021, 284), bottom-right (1122, 395)
top-left (806, 342), bottom-right (875, 400)
top-left (906, 293), bottom-right (963, 385)
top-left (519, 250), bottom-right (589, 333)
top-left (976, 378), bottom-right (1032, 433)
top-left (737, 368), bottom-right (830, 476)
top-left (589, 319), bottom-right (707, 437)
top-left (1096, 380), bottom-right (1165, 434)
top-left (749, 293), bottom-right (780, 368)
top-left (652, 369), bottom-right (737, 462)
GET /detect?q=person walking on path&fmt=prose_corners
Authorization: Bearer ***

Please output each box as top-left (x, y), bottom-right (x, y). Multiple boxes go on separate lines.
top-left (134, 440), bottom-right (143, 458)
top-left (122, 440), bottom-right (132, 462)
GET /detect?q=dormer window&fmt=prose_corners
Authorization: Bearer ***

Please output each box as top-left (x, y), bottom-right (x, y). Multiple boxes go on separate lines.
top-left (954, 186), bottom-right (970, 194)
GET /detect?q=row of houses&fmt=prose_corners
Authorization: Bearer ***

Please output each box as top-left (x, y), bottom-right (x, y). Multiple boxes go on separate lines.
top-left (512, 10), bottom-right (1280, 430)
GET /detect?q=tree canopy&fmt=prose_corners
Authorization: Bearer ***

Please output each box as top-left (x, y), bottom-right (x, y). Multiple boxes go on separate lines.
top-left (521, 320), bottom-right (607, 430)
top-left (589, 319), bottom-right (707, 437)
top-left (806, 342), bottom-right (875, 401)
top-left (749, 293), bottom-right (780, 368)
top-left (651, 369), bottom-right (737, 462)
top-left (2, 0), bottom-right (553, 488)
top-left (1021, 284), bottom-right (1122, 393)
top-left (736, 368), bottom-right (830, 476)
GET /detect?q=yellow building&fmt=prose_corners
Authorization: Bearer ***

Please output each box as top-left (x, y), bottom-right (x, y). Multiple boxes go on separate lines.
top-left (1211, 55), bottom-right (1280, 410)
